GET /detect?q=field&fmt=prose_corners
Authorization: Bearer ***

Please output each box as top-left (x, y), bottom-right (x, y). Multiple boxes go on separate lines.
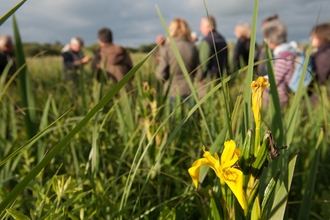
top-left (1, 2), bottom-right (330, 220)
top-left (1, 46), bottom-right (330, 219)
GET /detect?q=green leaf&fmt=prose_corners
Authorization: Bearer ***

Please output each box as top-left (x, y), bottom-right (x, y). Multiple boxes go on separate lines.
top-left (261, 170), bottom-right (281, 214)
top-left (86, 210), bottom-right (97, 220)
top-left (209, 190), bottom-right (223, 220)
top-left (0, 0), bottom-right (26, 25)
top-left (247, 177), bottom-right (260, 208)
top-left (0, 108), bottom-right (71, 168)
top-left (252, 131), bottom-right (270, 175)
top-left (268, 151), bottom-right (298, 219)
top-left (13, 15), bottom-right (38, 139)
top-left (265, 44), bottom-right (285, 145)
top-left (61, 190), bottom-right (91, 207)
top-left (298, 129), bottom-right (324, 219)
top-left (37, 94), bottom-right (52, 162)
top-left (251, 195), bottom-right (261, 220)
top-left (38, 95), bottom-right (52, 131)
top-left (242, 0), bottom-right (259, 139)
top-left (6, 208), bottom-right (30, 220)
top-left (287, 45), bottom-right (314, 137)
top-left (202, 1), bottom-right (235, 140)
top-left (240, 129), bottom-right (253, 189)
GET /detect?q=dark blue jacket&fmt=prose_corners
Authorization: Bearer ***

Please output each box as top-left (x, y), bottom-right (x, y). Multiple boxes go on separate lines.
top-left (204, 31), bottom-right (228, 77)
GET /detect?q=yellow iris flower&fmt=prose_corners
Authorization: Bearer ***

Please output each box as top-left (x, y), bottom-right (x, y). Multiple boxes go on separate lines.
top-left (251, 77), bottom-right (270, 129)
top-left (188, 140), bottom-right (246, 211)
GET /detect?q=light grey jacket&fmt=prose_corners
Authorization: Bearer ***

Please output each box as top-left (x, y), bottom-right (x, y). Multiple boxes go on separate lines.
top-left (156, 37), bottom-right (202, 98)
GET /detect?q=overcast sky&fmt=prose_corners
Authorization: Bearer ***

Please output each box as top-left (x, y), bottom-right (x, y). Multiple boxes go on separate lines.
top-left (1, 0), bottom-right (329, 47)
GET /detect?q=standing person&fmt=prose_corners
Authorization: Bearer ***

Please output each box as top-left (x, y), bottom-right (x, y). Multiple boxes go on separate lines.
top-left (233, 23), bottom-right (257, 71)
top-left (262, 19), bottom-right (296, 106)
top-left (310, 22), bottom-right (330, 85)
top-left (92, 27), bottom-right (133, 90)
top-left (199, 15), bottom-right (228, 80)
top-left (156, 18), bottom-right (201, 102)
top-left (257, 14), bottom-right (279, 76)
top-left (61, 37), bottom-right (90, 82)
top-left (0, 35), bottom-right (16, 78)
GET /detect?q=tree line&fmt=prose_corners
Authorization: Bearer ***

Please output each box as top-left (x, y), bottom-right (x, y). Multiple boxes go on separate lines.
top-left (22, 41), bottom-right (158, 57)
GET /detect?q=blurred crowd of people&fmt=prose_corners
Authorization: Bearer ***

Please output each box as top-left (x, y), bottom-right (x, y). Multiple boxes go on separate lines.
top-left (1, 14), bottom-right (330, 107)
top-left (60, 27), bottom-right (133, 91)
top-left (152, 15), bottom-right (330, 107)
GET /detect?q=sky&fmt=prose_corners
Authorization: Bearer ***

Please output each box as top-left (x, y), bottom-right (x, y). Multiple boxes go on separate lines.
top-left (1, 0), bottom-right (330, 47)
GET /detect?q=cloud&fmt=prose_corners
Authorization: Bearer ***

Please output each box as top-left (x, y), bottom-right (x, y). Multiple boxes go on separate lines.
top-left (1, 0), bottom-right (329, 47)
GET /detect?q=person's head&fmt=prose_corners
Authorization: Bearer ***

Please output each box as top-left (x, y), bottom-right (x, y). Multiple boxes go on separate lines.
top-left (156, 34), bottom-right (165, 46)
top-left (310, 22), bottom-right (330, 48)
top-left (168, 18), bottom-right (192, 41)
top-left (0, 35), bottom-right (14, 53)
top-left (191, 31), bottom-right (198, 43)
top-left (98, 28), bottom-right (113, 46)
top-left (200, 15), bottom-right (216, 36)
top-left (70, 37), bottom-right (84, 52)
top-left (235, 23), bottom-right (251, 40)
top-left (262, 19), bottom-right (287, 49)
top-left (261, 14), bottom-right (279, 29)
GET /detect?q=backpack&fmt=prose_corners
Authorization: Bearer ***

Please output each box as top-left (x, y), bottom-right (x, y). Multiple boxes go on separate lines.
top-left (288, 51), bottom-right (314, 93)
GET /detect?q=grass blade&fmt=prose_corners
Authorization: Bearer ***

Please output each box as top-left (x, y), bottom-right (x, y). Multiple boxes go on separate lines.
top-left (242, 0), bottom-right (259, 139)
top-left (6, 208), bottom-right (30, 220)
top-left (202, 0), bottom-right (233, 140)
top-left (298, 129), bottom-right (324, 219)
top-left (268, 151), bottom-right (298, 219)
top-left (0, 0), bottom-right (26, 25)
top-left (261, 170), bottom-right (281, 214)
top-left (12, 15), bottom-right (38, 139)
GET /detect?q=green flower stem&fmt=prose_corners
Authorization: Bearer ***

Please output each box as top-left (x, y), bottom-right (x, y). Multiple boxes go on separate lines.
top-left (254, 126), bottom-right (260, 156)
top-left (220, 178), bottom-right (229, 219)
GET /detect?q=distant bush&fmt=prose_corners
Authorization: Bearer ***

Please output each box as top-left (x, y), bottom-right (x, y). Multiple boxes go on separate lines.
top-left (126, 47), bottom-right (139, 53)
top-left (137, 44), bottom-right (156, 53)
top-left (86, 43), bottom-right (155, 54)
top-left (22, 40), bottom-right (162, 57)
top-left (23, 41), bottom-right (63, 57)
top-left (86, 43), bottom-right (99, 53)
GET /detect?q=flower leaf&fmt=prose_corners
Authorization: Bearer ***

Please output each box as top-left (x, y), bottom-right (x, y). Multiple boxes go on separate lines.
top-left (252, 131), bottom-right (270, 176)
top-left (261, 170), bottom-right (281, 214)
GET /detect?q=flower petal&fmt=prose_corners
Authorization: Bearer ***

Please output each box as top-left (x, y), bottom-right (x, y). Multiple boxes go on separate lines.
top-left (221, 140), bottom-right (237, 166)
top-left (222, 168), bottom-right (246, 210)
top-left (251, 77), bottom-right (270, 128)
top-left (234, 148), bottom-right (241, 158)
top-left (188, 151), bottom-right (221, 188)
top-left (222, 155), bottom-right (239, 169)
top-left (188, 159), bottom-right (205, 188)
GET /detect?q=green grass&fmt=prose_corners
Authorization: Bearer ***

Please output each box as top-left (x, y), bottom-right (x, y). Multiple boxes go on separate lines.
top-left (1, 1), bottom-right (330, 219)
top-left (1, 50), bottom-right (329, 219)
